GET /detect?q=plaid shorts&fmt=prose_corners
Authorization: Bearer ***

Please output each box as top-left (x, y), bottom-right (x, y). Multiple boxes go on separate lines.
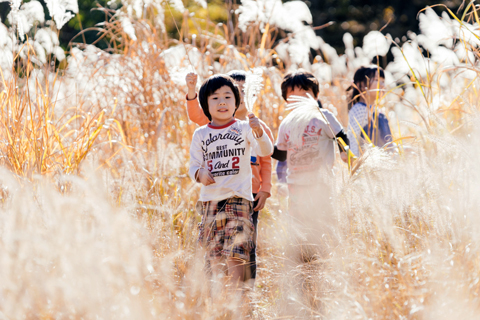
top-left (197, 197), bottom-right (254, 261)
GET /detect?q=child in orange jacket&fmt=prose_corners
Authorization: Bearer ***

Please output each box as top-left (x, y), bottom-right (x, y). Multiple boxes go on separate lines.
top-left (185, 70), bottom-right (273, 285)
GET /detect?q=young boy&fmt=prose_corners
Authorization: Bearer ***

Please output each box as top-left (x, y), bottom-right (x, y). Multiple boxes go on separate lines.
top-left (186, 70), bottom-right (273, 285)
top-left (272, 69), bottom-right (349, 184)
top-left (274, 70), bottom-right (349, 218)
top-left (189, 74), bottom-right (273, 285)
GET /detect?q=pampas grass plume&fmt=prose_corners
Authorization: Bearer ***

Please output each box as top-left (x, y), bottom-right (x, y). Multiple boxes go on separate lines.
top-left (244, 67), bottom-right (264, 113)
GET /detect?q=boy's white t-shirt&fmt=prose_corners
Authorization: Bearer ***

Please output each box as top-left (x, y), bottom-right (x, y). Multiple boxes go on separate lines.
top-left (189, 119), bottom-right (273, 202)
top-left (276, 109), bottom-right (343, 185)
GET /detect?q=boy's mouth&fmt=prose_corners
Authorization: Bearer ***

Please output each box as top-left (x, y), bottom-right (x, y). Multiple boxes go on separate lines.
top-left (217, 108), bottom-right (228, 112)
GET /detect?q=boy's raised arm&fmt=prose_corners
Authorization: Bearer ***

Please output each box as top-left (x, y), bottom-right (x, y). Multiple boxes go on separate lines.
top-left (248, 114), bottom-right (273, 157)
top-left (258, 121), bottom-right (273, 195)
top-left (186, 73), bottom-right (209, 126)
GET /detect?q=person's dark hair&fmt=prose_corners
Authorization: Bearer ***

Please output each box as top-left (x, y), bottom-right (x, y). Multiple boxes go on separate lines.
top-left (227, 70), bottom-right (247, 82)
top-left (347, 66), bottom-right (385, 110)
top-left (198, 74), bottom-right (241, 121)
top-left (281, 69), bottom-right (319, 101)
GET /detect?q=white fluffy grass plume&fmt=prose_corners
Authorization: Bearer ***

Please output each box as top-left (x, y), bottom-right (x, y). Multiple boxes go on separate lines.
top-left (244, 67), bottom-right (264, 113)
top-left (0, 169), bottom-right (154, 318)
top-left (282, 94), bottom-right (335, 147)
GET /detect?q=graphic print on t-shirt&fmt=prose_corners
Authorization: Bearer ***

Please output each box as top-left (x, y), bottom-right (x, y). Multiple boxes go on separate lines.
top-left (288, 124), bottom-right (323, 168)
top-left (201, 125), bottom-right (246, 177)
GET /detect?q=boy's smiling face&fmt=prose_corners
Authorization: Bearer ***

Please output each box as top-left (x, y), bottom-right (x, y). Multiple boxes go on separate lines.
top-left (208, 85), bottom-right (237, 126)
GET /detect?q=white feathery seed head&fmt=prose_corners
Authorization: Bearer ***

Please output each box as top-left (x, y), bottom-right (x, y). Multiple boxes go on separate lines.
top-left (237, 0), bottom-right (311, 33)
top-left (0, 21), bottom-right (14, 75)
top-left (283, 94), bottom-right (321, 147)
top-left (7, 0), bottom-right (45, 41)
top-left (418, 7), bottom-right (454, 50)
top-left (168, 0), bottom-right (185, 12)
top-left (168, 66), bottom-right (190, 86)
top-left (44, 0), bottom-right (79, 30)
top-left (193, 0), bottom-right (206, 9)
top-left (35, 28), bottom-right (59, 54)
top-left (20, 0), bottom-right (45, 25)
top-left (120, 15), bottom-right (137, 41)
top-left (363, 31), bottom-right (390, 60)
top-left (244, 68), bottom-right (264, 113)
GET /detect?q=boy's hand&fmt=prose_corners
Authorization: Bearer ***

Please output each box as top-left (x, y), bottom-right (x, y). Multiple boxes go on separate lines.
top-left (253, 191), bottom-right (269, 211)
top-left (248, 113), bottom-right (263, 138)
top-left (197, 168), bottom-right (215, 186)
top-left (186, 72), bottom-right (198, 100)
top-left (340, 151), bottom-right (348, 163)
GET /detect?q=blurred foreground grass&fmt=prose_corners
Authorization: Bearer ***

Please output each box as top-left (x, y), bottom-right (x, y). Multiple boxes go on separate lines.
top-left (1, 1), bottom-right (480, 319)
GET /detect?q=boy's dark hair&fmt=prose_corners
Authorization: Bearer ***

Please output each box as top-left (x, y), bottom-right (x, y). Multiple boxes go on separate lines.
top-left (227, 70), bottom-right (247, 82)
top-left (281, 69), bottom-right (319, 101)
top-left (199, 74), bottom-right (241, 121)
top-left (347, 66), bottom-right (385, 110)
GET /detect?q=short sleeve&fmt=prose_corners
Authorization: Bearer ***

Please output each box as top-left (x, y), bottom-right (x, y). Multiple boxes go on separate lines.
top-left (188, 130), bottom-right (204, 181)
top-left (276, 122), bottom-right (288, 151)
top-left (320, 110), bottom-right (343, 139)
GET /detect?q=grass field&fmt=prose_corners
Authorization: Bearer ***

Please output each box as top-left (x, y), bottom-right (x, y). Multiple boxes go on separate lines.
top-left (1, 0), bottom-right (480, 318)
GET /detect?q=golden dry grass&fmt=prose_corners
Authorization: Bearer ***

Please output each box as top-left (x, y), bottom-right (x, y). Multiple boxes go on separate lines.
top-left (1, 1), bottom-right (480, 319)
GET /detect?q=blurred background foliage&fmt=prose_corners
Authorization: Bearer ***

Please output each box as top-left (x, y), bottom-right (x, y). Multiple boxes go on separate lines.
top-left (0, 0), bottom-right (463, 54)
top-left (308, 0), bottom-right (463, 51)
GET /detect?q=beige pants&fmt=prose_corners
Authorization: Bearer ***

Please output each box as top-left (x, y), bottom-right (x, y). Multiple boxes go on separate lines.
top-left (287, 182), bottom-right (338, 261)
